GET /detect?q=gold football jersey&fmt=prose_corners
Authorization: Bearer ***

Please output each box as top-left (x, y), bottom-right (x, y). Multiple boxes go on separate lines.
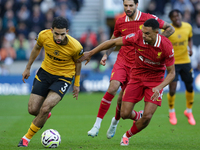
top-left (168, 22), bottom-right (192, 64)
top-left (36, 29), bottom-right (83, 78)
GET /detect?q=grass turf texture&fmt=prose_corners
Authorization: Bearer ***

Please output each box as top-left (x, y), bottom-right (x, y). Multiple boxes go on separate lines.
top-left (0, 92), bottom-right (199, 150)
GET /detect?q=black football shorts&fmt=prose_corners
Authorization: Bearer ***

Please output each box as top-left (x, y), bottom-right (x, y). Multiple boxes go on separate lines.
top-left (31, 67), bottom-right (72, 99)
top-left (173, 63), bottom-right (193, 83)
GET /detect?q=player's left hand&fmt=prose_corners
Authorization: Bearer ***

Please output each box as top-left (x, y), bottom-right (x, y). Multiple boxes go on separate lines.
top-left (73, 85), bottom-right (80, 100)
top-left (188, 49), bottom-right (193, 56)
top-left (100, 54), bottom-right (108, 66)
top-left (77, 52), bottom-right (91, 65)
top-left (151, 88), bottom-right (160, 101)
top-left (22, 68), bottom-right (31, 83)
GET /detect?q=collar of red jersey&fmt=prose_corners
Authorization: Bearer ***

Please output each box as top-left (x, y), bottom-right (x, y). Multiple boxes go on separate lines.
top-left (125, 9), bottom-right (141, 22)
top-left (143, 34), bottom-right (161, 47)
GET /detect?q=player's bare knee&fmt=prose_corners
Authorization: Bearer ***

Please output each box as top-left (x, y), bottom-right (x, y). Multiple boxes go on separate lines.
top-left (40, 106), bottom-right (51, 116)
top-left (120, 111), bottom-right (130, 119)
top-left (28, 107), bottom-right (39, 116)
top-left (107, 81), bottom-right (120, 94)
top-left (169, 90), bottom-right (176, 96)
top-left (107, 86), bottom-right (118, 95)
top-left (141, 113), bottom-right (152, 125)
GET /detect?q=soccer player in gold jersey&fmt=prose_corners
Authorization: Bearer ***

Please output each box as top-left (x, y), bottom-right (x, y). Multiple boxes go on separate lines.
top-left (18, 16), bottom-right (84, 147)
top-left (167, 9), bottom-right (196, 125)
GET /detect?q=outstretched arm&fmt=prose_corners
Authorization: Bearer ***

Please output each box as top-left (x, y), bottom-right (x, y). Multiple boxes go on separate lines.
top-left (103, 34), bottom-right (119, 56)
top-left (77, 37), bottom-right (124, 64)
top-left (161, 22), bottom-right (175, 38)
top-left (101, 45), bottom-right (121, 66)
top-left (100, 34), bottom-right (117, 66)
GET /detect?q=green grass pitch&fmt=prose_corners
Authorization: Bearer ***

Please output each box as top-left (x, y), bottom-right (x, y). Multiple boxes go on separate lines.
top-left (0, 92), bottom-right (200, 150)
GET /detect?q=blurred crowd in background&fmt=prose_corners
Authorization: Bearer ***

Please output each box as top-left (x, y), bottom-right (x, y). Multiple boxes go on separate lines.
top-left (146, 0), bottom-right (200, 32)
top-left (0, 0), bottom-right (83, 64)
top-left (0, 0), bottom-right (200, 74)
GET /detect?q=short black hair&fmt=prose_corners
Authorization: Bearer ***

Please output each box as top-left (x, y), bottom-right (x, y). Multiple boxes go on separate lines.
top-left (52, 16), bottom-right (69, 29)
top-left (168, 9), bottom-right (182, 18)
top-left (123, 0), bottom-right (138, 4)
top-left (143, 18), bottom-right (159, 30)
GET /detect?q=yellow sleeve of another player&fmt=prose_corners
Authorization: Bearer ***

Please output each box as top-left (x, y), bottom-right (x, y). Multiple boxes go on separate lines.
top-left (73, 46), bottom-right (84, 61)
top-left (188, 24), bottom-right (193, 38)
top-left (36, 30), bottom-right (47, 47)
top-left (73, 48), bottom-right (84, 61)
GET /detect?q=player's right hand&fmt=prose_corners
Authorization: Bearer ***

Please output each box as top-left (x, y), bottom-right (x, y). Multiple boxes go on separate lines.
top-left (22, 69), bottom-right (30, 83)
top-left (188, 49), bottom-right (193, 56)
top-left (77, 52), bottom-right (91, 65)
top-left (151, 87), bottom-right (160, 101)
top-left (100, 54), bottom-right (107, 66)
top-left (73, 85), bottom-right (80, 100)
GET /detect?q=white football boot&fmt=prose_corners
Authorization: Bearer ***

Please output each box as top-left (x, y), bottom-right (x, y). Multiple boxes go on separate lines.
top-left (87, 126), bottom-right (99, 137)
top-left (107, 117), bottom-right (119, 139)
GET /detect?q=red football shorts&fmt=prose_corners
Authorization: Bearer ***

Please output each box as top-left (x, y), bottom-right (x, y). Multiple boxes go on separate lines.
top-left (122, 78), bottom-right (164, 106)
top-left (110, 62), bottom-right (131, 91)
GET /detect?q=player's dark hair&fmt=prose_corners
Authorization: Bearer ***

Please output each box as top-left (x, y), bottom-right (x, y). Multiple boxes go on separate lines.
top-left (123, 0), bottom-right (138, 4)
top-left (143, 18), bottom-right (159, 30)
top-left (52, 16), bottom-right (69, 29)
top-left (168, 9), bottom-right (182, 18)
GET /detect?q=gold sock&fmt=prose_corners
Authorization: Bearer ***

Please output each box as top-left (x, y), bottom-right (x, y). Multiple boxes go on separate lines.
top-left (25, 122), bottom-right (40, 140)
top-left (167, 93), bottom-right (175, 109)
top-left (185, 90), bottom-right (194, 109)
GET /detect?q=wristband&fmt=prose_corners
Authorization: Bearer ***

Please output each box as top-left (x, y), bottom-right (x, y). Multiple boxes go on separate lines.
top-left (74, 75), bottom-right (80, 86)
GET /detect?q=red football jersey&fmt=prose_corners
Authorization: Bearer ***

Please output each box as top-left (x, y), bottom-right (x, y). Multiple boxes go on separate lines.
top-left (113, 10), bottom-right (165, 67)
top-left (122, 30), bottom-right (175, 81)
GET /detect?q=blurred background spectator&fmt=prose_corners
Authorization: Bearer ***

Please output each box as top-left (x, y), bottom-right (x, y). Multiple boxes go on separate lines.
top-left (173, 0), bottom-right (194, 14)
top-left (0, 0), bottom-right (81, 60)
top-left (13, 33), bottom-right (29, 60)
top-left (193, 13), bottom-right (200, 34)
top-left (80, 27), bottom-right (102, 72)
top-left (0, 38), bottom-right (16, 64)
top-left (55, 2), bottom-right (75, 25)
top-left (80, 27), bottom-right (98, 50)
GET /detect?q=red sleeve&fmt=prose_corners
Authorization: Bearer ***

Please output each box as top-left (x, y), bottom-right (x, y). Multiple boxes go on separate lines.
top-left (147, 14), bottom-right (165, 29)
top-left (157, 17), bottom-right (165, 29)
top-left (122, 33), bottom-right (137, 46)
top-left (113, 19), bottom-right (121, 37)
top-left (164, 44), bottom-right (175, 67)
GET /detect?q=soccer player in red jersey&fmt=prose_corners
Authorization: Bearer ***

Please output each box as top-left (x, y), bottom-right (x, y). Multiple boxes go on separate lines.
top-left (78, 18), bottom-right (175, 146)
top-left (87, 0), bottom-right (175, 138)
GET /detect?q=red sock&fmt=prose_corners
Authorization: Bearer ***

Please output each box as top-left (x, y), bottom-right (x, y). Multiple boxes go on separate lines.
top-left (115, 104), bottom-right (121, 120)
top-left (126, 123), bottom-right (141, 138)
top-left (97, 92), bottom-right (114, 119)
top-left (132, 110), bottom-right (140, 121)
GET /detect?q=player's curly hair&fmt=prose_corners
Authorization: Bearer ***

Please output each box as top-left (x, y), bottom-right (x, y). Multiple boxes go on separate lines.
top-left (52, 16), bottom-right (69, 29)
top-left (123, 0), bottom-right (138, 4)
top-left (143, 18), bottom-right (159, 30)
top-left (168, 9), bottom-right (182, 18)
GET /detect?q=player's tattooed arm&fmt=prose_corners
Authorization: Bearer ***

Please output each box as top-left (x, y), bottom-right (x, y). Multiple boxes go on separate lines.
top-left (100, 34), bottom-right (121, 66)
top-left (104, 34), bottom-right (118, 57)
top-left (161, 22), bottom-right (175, 38)
top-left (105, 46), bottom-right (121, 56)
